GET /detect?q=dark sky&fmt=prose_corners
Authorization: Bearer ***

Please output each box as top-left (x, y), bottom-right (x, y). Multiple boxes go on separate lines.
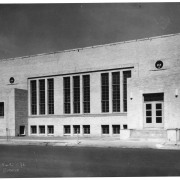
top-left (0, 3), bottom-right (180, 59)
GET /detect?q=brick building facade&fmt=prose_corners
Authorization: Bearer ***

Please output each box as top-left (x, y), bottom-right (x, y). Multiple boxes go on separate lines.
top-left (0, 33), bottom-right (180, 140)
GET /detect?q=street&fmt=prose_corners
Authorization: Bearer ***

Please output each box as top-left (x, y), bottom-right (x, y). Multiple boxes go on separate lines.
top-left (0, 145), bottom-right (180, 177)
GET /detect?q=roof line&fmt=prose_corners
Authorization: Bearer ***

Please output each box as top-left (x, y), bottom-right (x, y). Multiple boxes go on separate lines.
top-left (0, 32), bottom-right (179, 62)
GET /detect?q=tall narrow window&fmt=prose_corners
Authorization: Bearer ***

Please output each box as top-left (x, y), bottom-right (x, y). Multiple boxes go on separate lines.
top-left (39, 79), bottom-right (45, 115)
top-left (73, 76), bottom-right (80, 113)
top-left (0, 102), bottom-right (4, 117)
top-left (83, 75), bottom-right (90, 113)
top-left (31, 80), bottom-right (37, 115)
top-left (112, 72), bottom-right (120, 112)
top-left (48, 79), bottom-right (54, 114)
top-left (101, 73), bottom-right (109, 112)
top-left (123, 71), bottom-right (131, 112)
top-left (64, 77), bottom-right (71, 114)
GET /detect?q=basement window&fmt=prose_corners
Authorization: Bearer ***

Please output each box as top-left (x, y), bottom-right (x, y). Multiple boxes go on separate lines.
top-left (83, 125), bottom-right (90, 134)
top-left (48, 125), bottom-right (54, 134)
top-left (31, 126), bottom-right (37, 134)
top-left (39, 126), bottom-right (45, 134)
top-left (112, 125), bottom-right (120, 134)
top-left (64, 125), bottom-right (71, 134)
top-left (102, 125), bottom-right (109, 134)
top-left (73, 125), bottom-right (80, 134)
top-left (123, 125), bottom-right (128, 129)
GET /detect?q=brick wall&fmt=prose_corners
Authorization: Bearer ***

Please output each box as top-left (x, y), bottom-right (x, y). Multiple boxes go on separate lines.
top-left (0, 88), bottom-right (15, 136)
top-left (1, 33), bottom-right (180, 135)
top-left (28, 115), bottom-right (127, 136)
top-left (0, 34), bottom-right (180, 90)
top-left (128, 72), bottom-right (180, 130)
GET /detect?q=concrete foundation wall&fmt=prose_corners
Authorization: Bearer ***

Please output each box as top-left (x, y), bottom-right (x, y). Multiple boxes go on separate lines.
top-left (28, 115), bottom-right (127, 136)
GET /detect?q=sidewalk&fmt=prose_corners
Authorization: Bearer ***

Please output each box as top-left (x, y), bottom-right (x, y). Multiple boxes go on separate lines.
top-left (0, 136), bottom-right (179, 150)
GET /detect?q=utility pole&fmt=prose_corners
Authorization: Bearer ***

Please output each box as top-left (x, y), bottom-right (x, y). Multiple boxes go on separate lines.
top-left (6, 128), bottom-right (8, 141)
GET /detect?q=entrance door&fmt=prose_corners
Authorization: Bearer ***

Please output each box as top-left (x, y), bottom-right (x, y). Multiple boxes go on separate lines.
top-left (20, 126), bottom-right (25, 136)
top-left (144, 101), bottom-right (163, 128)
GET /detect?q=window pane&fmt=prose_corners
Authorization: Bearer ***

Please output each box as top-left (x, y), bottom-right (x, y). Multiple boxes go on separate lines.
top-left (146, 117), bottom-right (152, 123)
top-left (146, 104), bottom-right (151, 110)
top-left (156, 117), bottom-right (162, 123)
top-left (156, 110), bottom-right (162, 116)
top-left (146, 111), bottom-right (152, 116)
top-left (156, 103), bottom-right (162, 110)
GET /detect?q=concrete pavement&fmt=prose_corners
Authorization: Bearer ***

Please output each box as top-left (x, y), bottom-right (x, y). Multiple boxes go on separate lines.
top-left (0, 136), bottom-right (179, 150)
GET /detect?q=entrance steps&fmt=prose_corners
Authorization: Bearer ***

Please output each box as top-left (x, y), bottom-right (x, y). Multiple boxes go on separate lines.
top-left (129, 129), bottom-right (168, 142)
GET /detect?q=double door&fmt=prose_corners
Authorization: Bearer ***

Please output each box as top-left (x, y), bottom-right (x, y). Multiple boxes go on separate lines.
top-left (144, 101), bottom-right (163, 128)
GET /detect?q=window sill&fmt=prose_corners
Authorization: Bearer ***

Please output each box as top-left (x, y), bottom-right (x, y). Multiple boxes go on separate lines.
top-left (29, 113), bottom-right (127, 118)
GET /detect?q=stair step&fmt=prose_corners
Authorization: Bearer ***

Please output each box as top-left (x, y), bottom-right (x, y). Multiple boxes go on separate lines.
top-left (131, 130), bottom-right (167, 138)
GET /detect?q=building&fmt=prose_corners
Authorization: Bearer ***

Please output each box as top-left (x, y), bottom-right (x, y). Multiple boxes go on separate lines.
top-left (0, 33), bottom-right (180, 141)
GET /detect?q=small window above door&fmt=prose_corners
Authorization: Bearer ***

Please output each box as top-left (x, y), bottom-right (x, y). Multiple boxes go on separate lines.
top-left (144, 93), bottom-right (164, 102)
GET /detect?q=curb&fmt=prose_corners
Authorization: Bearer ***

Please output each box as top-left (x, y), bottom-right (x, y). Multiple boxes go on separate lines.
top-left (156, 143), bottom-right (180, 150)
top-left (0, 141), bottom-right (180, 150)
top-left (0, 141), bottom-right (160, 149)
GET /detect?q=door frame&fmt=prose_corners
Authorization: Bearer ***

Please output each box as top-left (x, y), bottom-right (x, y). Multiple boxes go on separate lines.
top-left (143, 101), bottom-right (164, 128)
top-left (19, 125), bottom-right (25, 136)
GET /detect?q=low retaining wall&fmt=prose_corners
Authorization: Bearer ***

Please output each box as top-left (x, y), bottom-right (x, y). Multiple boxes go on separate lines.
top-left (167, 129), bottom-right (180, 142)
top-left (120, 129), bottom-right (131, 140)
